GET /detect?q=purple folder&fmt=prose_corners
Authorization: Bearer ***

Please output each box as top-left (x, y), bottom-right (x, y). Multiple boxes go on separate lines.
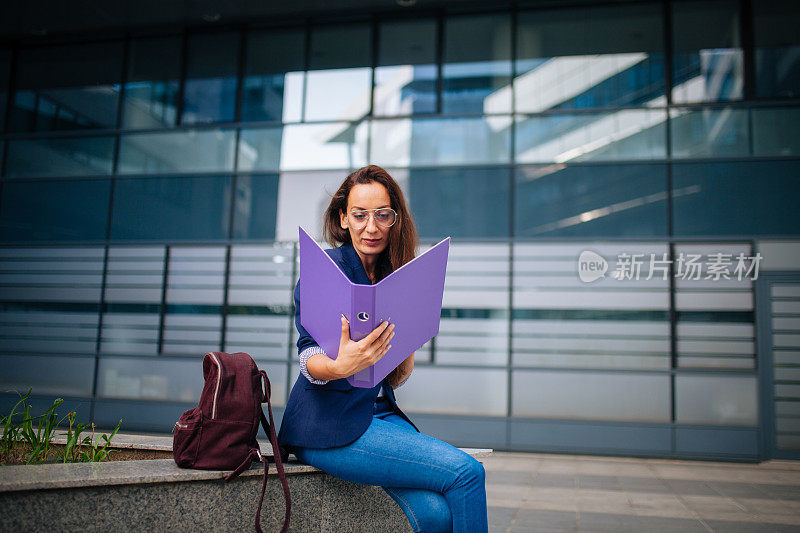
top-left (298, 227), bottom-right (450, 388)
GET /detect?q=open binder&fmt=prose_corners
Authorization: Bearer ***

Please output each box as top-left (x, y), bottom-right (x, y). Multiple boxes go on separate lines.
top-left (298, 226), bottom-right (450, 388)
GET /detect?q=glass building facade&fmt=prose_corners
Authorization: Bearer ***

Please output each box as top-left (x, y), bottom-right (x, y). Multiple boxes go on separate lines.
top-left (1, 0), bottom-right (799, 460)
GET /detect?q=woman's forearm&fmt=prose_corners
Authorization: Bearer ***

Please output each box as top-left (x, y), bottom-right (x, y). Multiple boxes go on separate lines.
top-left (308, 350), bottom-right (415, 384)
top-left (306, 352), bottom-right (345, 380)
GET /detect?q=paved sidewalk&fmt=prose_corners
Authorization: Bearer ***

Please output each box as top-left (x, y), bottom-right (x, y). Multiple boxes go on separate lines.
top-left (482, 452), bottom-right (800, 532)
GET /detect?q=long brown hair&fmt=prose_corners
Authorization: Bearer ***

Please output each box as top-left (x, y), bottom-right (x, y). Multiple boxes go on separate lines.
top-left (323, 165), bottom-right (418, 282)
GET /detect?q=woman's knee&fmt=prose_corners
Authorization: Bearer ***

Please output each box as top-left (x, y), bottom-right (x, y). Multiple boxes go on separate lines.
top-left (454, 454), bottom-right (485, 488)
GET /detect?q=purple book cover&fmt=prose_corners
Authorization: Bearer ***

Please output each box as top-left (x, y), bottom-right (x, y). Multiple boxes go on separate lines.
top-left (298, 227), bottom-right (450, 388)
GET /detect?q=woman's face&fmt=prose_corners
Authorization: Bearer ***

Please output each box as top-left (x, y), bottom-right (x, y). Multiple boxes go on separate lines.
top-left (340, 182), bottom-right (393, 263)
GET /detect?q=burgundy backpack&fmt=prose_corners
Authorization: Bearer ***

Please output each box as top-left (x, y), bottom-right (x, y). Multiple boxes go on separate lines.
top-left (173, 351), bottom-right (290, 533)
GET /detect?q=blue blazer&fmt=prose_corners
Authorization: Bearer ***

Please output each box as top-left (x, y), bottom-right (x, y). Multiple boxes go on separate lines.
top-left (277, 242), bottom-right (418, 449)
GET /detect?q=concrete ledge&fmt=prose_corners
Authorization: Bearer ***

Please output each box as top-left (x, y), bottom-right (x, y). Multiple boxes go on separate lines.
top-left (0, 432), bottom-right (492, 532)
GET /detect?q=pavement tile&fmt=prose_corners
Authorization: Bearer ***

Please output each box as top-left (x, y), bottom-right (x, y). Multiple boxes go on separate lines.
top-left (488, 505), bottom-right (517, 531)
top-left (729, 497), bottom-right (798, 516)
top-left (532, 473), bottom-right (577, 489)
top-left (708, 482), bottom-right (778, 499)
top-left (635, 515), bottom-right (709, 532)
top-left (577, 474), bottom-right (623, 491)
top-left (703, 520), bottom-right (800, 532)
top-left (577, 511), bottom-right (645, 531)
top-left (664, 479), bottom-right (720, 496)
top-left (481, 452), bottom-right (800, 533)
top-left (487, 470), bottom-right (534, 485)
top-left (512, 509), bottom-right (578, 532)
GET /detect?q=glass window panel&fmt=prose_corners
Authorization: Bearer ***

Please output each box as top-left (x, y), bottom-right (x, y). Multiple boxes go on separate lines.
top-left (371, 116), bottom-right (511, 167)
top-left (11, 42), bottom-right (123, 132)
top-left (671, 0), bottom-right (743, 103)
top-left (121, 36), bottom-right (182, 129)
top-left (754, 0), bottom-right (800, 98)
top-left (98, 357), bottom-right (204, 402)
top-left (512, 318), bottom-right (671, 370)
top-left (673, 242), bottom-right (755, 313)
top-left (672, 161), bottom-right (800, 236)
top-left (0, 179), bottom-right (110, 242)
top-left (0, 247), bottom-right (105, 302)
top-left (165, 246), bottom-right (226, 304)
top-left (162, 312), bottom-right (222, 354)
top-left (242, 28), bottom-right (305, 123)
top-left (752, 107), bottom-right (800, 156)
top-left (306, 24), bottom-right (371, 121)
top-left (161, 247), bottom-right (225, 354)
top-left (677, 318), bottom-right (755, 370)
top-left (375, 19), bottom-right (437, 116)
top-left (100, 311), bottom-right (161, 355)
top-left (512, 242), bottom-right (671, 311)
top-left (0, 308), bottom-right (99, 354)
top-left (231, 174), bottom-right (279, 240)
top-left (182, 33), bottom-right (239, 124)
top-left (240, 123), bottom-right (367, 172)
top-left (117, 129), bottom-right (236, 174)
top-left (443, 13), bottom-right (512, 114)
top-left (101, 246), bottom-right (165, 355)
top-left (0, 354), bottom-right (95, 397)
top-left (437, 242), bottom-right (510, 310)
top-left (226, 314), bottom-right (292, 361)
top-left (515, 164), bottom-right (668, 237)
top-left (0, 49), bottom-right (10, 131)
top-left (274, 170), bottom-right (351, 241)
top-left (512, 370), bottom-right (670, 422)
top-left (238, 126), bottom-right (282, 171)
top-left (516, 4), bottom-right (664, 112)
top-left (5, 135), bottom-right (115, 178)
top-left (110, 176), bottom-right (231, 240)
top-left (515, 110), bottom-right (666, 163)
top-left (406, 167), bottom-right (510, 239)
top-left (670, 107), bottom-right (749, 158)
top-left (676, 374), bottom-right (757, 425)
top-left (103, 246), bottom-right (166, 304)
top-left (394, 367), bottom-right (507, 416)
top-left (435, 316), bottom-right (509, 366)
top-left (228, 243), bottom-right (295, 307)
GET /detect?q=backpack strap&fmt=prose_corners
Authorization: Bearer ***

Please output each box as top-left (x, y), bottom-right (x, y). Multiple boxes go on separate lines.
top-left (258, 370), bottom-right (291, 533)
top-left (222, 370), bottom-right (291, 533)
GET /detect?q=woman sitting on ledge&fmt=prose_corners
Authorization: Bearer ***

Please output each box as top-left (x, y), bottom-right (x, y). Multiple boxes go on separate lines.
top-left (277, 165), bottom-right (488, 533)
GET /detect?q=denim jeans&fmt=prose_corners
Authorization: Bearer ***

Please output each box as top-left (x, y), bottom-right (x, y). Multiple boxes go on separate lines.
top-left (293, 399), bottom-right (488, 533)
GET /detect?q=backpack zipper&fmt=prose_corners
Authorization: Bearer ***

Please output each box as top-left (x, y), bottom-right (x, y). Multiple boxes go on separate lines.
top-left (208, 352), bottom-right (222, 419)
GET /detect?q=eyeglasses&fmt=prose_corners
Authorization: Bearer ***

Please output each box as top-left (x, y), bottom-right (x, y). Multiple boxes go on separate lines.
top-left (347, 208), bottom-right (398, 229)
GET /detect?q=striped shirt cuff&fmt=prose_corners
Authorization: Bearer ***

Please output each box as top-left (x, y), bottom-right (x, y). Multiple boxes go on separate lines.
top-left (299, 345), bottom-right (329, 385)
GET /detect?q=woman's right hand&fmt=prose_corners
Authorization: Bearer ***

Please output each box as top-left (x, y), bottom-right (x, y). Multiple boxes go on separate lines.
top-left (330, 316), bottom-right (395, 379)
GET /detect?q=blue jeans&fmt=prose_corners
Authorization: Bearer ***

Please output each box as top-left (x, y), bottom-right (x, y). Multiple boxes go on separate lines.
top-left (293, 399), bottom-right (488, 533)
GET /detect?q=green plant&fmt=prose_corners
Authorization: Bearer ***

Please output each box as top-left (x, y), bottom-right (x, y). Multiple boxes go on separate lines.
top-left (19, 392), bottom-right (62, 464)
top-left (1, 389), bottom-right (32, 463)
top-left (78, 421), bottom-right (122, 462)
top-left (56, 410), bottom-right (89, 463)
top-left (1, 390), bottom-right (122, 465)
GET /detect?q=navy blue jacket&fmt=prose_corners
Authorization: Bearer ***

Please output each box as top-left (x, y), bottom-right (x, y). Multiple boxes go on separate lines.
top-left (277, 242), bottom-right (418, 449)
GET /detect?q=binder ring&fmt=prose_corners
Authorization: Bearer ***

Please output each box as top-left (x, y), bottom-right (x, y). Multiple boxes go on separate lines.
top-left (357, 312), bottom-right (369, 321)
